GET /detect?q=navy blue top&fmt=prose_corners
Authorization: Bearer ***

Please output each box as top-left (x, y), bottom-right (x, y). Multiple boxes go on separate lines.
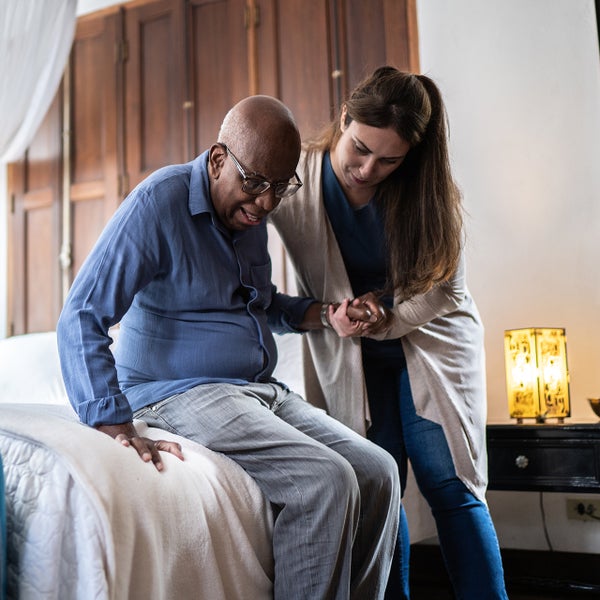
top-left (322, 153), bottom-right (388, 297)
top-left (57, 151), bottom-right (313, 427)
top-left (321, 152), bottom-right (404, 362)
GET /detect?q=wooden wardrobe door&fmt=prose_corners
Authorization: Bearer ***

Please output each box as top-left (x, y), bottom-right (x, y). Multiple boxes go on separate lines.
top-left (7, 94), bottom-right (62, 335)
top-left (255, 0), bottom-right (334, 140)
top-left (256, 0), bottom-right (419, 137)
top-left (342, 0), bottom-right (419, 90)
top-left (68, 9), bottom-right (122, 279)
top-left (187, 0), bottom-right (249, 156)
top-left (124, 0), bottom-right (187, 192)
top-left (252, 1), bottom-right (337, 293)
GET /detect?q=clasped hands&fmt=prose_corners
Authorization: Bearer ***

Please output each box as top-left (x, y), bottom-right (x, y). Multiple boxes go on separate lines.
top-left (325, 292), bottom-right (391, 338)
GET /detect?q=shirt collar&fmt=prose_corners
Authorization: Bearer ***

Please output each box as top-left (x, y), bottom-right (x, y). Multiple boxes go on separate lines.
top-left (187, 149), bottom-right (250, 240)
top-left (188, 150), bottom-right (213, 217)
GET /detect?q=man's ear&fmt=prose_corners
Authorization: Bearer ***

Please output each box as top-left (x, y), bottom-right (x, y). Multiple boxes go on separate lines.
top-left (209, 144), bottom-right (226, 179)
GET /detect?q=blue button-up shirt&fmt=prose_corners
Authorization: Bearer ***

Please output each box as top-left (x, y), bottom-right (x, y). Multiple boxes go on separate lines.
top-left (57, 151), bottom-right (313, 427)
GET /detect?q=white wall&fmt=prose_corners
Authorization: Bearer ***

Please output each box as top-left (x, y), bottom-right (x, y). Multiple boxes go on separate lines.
top-left (76, 0), bottom-right (133, 16)
top-left (417, 0), bottom-right (600, 552)
top-left (417, 0), bottom-right (600, 423)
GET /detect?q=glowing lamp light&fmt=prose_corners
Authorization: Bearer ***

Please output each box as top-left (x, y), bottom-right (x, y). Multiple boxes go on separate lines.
top-left (504, 328), bottom-right (570, 423)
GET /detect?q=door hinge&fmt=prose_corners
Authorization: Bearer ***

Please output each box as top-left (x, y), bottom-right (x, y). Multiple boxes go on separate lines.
top-left (116, 39), bottom-right (129, 63)
top-left (244, 3), bottom-right (260, 28)
top-left (10, 193), bottom-right (16, 214)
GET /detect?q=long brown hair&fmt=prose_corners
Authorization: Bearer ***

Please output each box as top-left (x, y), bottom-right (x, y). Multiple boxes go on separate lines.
top-left (306, 66), bottom-right (463, 298)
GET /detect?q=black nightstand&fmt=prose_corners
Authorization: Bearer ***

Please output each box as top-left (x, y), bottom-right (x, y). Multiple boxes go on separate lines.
top-left (486, 423), bottom-right (600, 492)
top-left (485, 423), bottom-right (600, 597)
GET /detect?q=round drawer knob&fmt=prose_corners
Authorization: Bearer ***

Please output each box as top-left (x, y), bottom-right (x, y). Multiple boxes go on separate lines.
top-left (515, 455), bottom-right (529, 469)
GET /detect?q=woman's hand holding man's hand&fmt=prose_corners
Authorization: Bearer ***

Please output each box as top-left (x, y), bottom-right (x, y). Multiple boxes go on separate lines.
top-left (328, 292), bottom-right (391, 338)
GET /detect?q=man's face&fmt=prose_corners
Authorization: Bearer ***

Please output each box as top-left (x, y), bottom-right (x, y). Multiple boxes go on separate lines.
top-left (209, 143), bottom-right (298, 231)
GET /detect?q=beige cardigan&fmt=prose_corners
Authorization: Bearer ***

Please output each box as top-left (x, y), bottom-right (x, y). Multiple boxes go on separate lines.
top-left (271, 149), bottom-right (489, 501)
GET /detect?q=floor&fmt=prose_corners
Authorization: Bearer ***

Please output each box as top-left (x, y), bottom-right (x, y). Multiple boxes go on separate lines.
top-left (410, 581), bottom-right (597, 600)
top-left (409, 544), bottom-right (600, 600)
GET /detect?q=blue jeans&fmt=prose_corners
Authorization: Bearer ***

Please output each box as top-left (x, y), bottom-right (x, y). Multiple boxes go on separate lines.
top-left (134, 381), bottom-right (400, 600)
top-left (364, 357), bottom-right (508, 600)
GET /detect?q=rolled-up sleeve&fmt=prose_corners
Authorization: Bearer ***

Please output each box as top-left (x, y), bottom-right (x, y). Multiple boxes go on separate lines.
top-left (267, 287), bottom-right (315, 333)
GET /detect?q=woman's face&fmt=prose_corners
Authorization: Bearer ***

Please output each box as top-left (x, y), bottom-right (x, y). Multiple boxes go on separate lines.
top-left (331, 107), bottom-right (410, 206)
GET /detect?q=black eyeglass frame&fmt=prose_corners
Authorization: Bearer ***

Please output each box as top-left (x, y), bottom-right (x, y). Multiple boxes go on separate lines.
top-left (219, 143), bottom-right (302, 199)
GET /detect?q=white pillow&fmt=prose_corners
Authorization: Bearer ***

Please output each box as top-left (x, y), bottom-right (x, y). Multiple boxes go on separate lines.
top-left (0, 331), bottom-right (69, 405)
top-left (0, 330), bottom-right (305, 407)
top-left (272, 333), bottom-right (305, 397)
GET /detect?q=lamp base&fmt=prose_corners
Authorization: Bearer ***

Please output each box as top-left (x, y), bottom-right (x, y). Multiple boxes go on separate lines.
top-left (514, 416), bottom-right (567, 425)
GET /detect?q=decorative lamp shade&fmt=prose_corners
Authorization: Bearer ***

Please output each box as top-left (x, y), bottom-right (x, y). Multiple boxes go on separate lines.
top-left (504, 327), bottom-right (570, 423)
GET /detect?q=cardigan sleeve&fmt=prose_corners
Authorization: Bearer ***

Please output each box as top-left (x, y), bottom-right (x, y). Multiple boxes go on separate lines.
top-left (368, 251), bottom-right (468, 340)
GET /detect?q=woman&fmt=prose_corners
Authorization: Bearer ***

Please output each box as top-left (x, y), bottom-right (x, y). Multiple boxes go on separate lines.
top-left (271, 67), bottom-right (508, 599)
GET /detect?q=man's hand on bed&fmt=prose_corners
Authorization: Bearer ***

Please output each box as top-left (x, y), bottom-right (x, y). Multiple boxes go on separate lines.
top-left (97, 421), bottom-right (185, 471)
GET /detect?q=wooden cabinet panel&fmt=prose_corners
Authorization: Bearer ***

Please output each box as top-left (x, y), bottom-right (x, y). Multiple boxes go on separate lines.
top-left (71, 198), bottom-right (109, 276)
top-left (257, 0), bottom-right (419, 140)
top-left (7, 94), bottom-right (62, 335)
top-left (71, 15), bottom-right (119, 194)
top-left (343, 0), bottom-right (419, 91)
top-left (276, 1), bottom-right (334, 138)
top-left (187, 0), bottom-right (249, 155)
top-left (68, 9), bottom-right (122, 285)
top-left (124, 0), bottom-right (187, 190)
top-left (257, 0), bottom-right (333, 139)
top-left (25, 200), bottom-right (58, 332)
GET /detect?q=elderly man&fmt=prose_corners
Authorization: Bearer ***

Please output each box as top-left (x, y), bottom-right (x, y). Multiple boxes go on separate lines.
top-left (57, 95), bottom-right (399, 600)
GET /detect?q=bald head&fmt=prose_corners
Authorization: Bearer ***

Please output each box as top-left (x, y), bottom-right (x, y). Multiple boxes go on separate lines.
top-left (218, 95), bottom-right (301, 169)
top-left (208, 96), bottom-right (302, 231)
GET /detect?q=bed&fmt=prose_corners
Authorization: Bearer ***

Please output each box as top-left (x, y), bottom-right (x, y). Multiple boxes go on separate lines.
top-left (0, 331), bottom-right (434, 599)
top-left (0, 331), bottom-right (275, 600)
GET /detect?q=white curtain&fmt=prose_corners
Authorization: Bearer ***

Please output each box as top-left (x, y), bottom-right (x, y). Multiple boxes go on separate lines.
top-left (0, 0), bottom-right (77, 164)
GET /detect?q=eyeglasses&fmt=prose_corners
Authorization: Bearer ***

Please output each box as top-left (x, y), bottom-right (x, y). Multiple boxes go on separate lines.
top-left (220, 143), bottom-right (302, 199)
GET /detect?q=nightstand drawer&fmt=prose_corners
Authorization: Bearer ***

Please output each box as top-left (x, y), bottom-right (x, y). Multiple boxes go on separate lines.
top-left (486, 424), bottom-right (600, 492)
top-left (488, 444), bottom-right (599, 491)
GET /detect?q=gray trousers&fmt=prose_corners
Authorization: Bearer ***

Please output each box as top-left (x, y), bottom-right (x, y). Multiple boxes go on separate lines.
top-left (134, 381), bottom-right (400, 600)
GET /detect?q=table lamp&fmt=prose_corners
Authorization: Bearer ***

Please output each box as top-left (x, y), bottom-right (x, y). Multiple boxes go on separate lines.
top-left (504, 327), bottom-right (570, 423)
